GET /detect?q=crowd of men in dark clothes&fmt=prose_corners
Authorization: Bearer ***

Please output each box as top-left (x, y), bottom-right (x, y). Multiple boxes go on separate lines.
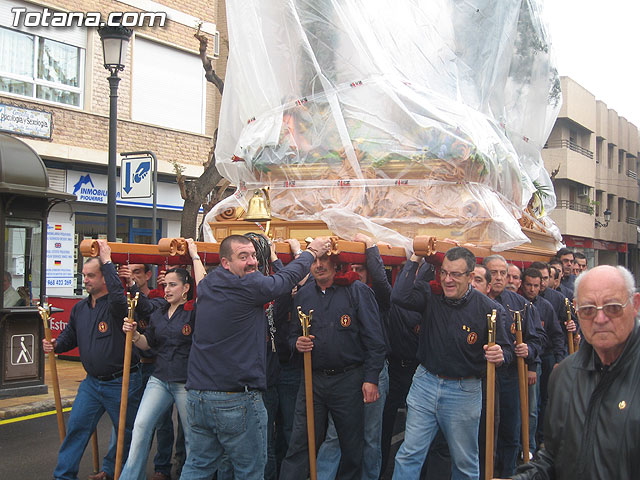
top-left (43, 237), bottom-right (603, 480)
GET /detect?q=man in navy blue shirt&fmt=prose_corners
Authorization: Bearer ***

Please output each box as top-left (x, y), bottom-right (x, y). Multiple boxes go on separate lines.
top-left (484, 255), bottom-right (544, 478)
top-left (42, 240), bottom-right (143, 480)
top-left (391, 247), bottom-right (511, 479)
top-left (279, 250), bottom-right (387, 480)
top-left (179, 234), bottom-right (330, 480)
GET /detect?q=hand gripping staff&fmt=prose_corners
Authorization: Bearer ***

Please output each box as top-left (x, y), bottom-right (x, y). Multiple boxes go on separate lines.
top-left (38, 303), bottom-right (66, 443)
top-left (514, 310), bottom-right (529, 463)
top-left (485, 309), bottom-right (497, 480)
top-left (114, 292), bottom-right (139, 480)
top-left (565, 298), bottom-right (575, 355)
top-left (297, 306), bottom-right (317, 480)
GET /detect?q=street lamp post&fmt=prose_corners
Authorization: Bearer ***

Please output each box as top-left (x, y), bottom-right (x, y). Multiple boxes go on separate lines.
top-left (98, 25), bottom-right (133, 242)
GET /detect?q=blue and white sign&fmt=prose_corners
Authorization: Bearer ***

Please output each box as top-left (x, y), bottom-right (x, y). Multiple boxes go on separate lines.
top-left (121, 157), bottom-right (152, 199)
top-left (66, 170), bottom-right (185, 211)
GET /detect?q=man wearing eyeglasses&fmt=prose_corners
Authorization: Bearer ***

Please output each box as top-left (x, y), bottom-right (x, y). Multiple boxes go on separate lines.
top-left (504, 265), bottom-right (640, 479)
top-left (391, 246), bottom-right (512, 479)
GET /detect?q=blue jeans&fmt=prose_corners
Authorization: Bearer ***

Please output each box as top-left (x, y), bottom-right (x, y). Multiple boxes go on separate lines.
top-left (54, 371), bottom-right (142, 480)
top-left (528, 364), bottom-right (541, 453)
top-left (316, 361), bottom-right (389, 479)
top-left (120, 376), bottom-right (191, 480)
top-left (179, 389), bottom-right (267, 480)
top-left (392, 365), bottom-right (481, 480)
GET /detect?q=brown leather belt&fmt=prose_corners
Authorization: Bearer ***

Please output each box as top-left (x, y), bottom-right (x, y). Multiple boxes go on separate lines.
top-left (140, 357), bottom-right (156, 364)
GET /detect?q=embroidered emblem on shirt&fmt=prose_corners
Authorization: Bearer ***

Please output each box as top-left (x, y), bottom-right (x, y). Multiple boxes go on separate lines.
top-left (510, 322), bottom-right (516, 335)
top-left (619, 400), bottom-right (627, 410)
top-left (98, 321), bottom-right (108, 333)
top-left (462, 325), bottom-right (470, 332)
top-left (340, 315), bottom-right (351, 327)
top-left (182, 324), bottom-right (192, 336)
top-left (467, 332), bottom-right (478, 344)
top-left (413, 324), bottom-right (420, 335)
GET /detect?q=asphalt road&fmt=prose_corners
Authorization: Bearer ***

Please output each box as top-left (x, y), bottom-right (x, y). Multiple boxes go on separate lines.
top-left (0, 410), bottom-right (162, 479)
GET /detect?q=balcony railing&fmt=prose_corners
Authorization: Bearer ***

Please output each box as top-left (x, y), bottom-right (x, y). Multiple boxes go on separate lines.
top-left (544, 139), bottom-right (594, 159)
top-left (627, 170), bottom-right (638, 179)
top-left (556, 200), bottom-right (593, 214)
top-left (626, 217), bottom-right (639, 226)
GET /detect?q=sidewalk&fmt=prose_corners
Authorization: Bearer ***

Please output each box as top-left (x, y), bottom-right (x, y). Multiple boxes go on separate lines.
top-left (0, 357), bottom-right (85, 419)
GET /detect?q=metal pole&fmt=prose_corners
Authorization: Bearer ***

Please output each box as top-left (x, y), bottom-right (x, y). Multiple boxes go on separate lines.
top-left (107, 71), bottom-right (121, 242)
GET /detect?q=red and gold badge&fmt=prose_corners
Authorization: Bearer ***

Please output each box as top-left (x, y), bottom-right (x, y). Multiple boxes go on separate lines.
top-left (340, 315), bottom-right (351, 327)
top-left (467, 332), bottom-right (478, 344)
top-left (510, 322), bottom-right (516, 335)
top-left (98, 321), bottom-right (108, 333)
top-left (182, 324), bottom-right (192, 336)
top-left (413, 324), bottom-right (421, 335)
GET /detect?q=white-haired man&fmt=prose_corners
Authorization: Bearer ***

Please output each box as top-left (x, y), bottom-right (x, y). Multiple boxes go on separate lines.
top-left (500, 265), bottom-right (640, 479)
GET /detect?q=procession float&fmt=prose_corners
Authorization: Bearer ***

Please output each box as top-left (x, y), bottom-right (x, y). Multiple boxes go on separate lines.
top-left (202, 0), bottom-right (563, 263)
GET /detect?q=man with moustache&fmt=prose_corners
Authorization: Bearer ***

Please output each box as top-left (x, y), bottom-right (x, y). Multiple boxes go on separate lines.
top-left (504, 266), bottom-right (640, 479)
top-left (280, 251), bottom-right (386, 480)
top-left (180, 235), bottom-right (331, 480)
top-left (391, 247), bottom-right (511, 479)
top-left (506, 264), bottom-right (522, 293)
top-left (42, 240), bottom-right (143, 480)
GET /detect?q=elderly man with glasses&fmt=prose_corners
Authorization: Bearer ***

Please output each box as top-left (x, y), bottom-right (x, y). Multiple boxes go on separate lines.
top-left (502, 265), bottom-right (640, 480)
top-left (391, 246), bottom-right (512, 480)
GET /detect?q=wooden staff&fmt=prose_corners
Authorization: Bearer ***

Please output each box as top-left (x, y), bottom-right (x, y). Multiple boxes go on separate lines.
top-left (114, 292), bottom-right (139, 480)
top-left (565, 298), bottom-right (575, 355)
top-left (485, 309), bottom-right (497, 480)
top-left (91, 431), bottom-right (100, 473)
top-left (297, 307), bottom-right (317, 480)
top-left (514, 311), bottom-right (529, 463)
top-left (38, 303), bottom-right (66, 443)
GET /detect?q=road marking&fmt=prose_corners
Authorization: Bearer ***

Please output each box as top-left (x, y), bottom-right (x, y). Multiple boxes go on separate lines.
top-left (0, 407), bottom-right (71, 425)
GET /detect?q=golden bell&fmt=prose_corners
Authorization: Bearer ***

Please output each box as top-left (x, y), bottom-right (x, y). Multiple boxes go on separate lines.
top-left (244, 188), bottom-right (271, 222)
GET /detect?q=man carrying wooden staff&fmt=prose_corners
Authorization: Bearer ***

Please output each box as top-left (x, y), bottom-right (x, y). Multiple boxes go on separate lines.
top-left (485, 310), bottom-right (497, 480)
top-left (484, 256), bottom-right (543, 478)
top-left (280, 251), bottom-right (386, 480)
top-left (297, 307), bottom-right (317, 480)
top-left (514, 311), bottom-right (529, 464)
top-left (42, 239), bottom-right (143, 480)
top-left (391, 246), bottom-right (511, 480)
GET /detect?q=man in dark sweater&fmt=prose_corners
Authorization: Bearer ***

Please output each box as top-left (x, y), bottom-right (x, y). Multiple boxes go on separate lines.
top-left (391, 247), bottom-right (512, 479)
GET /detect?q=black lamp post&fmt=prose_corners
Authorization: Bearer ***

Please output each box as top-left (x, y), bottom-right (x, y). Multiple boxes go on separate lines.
top-left (97, 25), bottom-right (133, 242)
top-left (595, 208), bottom-right (612, 228)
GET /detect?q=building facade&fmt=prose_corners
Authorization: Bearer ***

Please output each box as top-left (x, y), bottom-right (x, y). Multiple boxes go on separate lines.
top-left (1, 0), bottom-right (228, 295)
top-left (543, 76), bottom-right (640, 274)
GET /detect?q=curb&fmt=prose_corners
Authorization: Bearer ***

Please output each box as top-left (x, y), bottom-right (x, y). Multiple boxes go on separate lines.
top-left (0, 396), bottom-right (75, 420)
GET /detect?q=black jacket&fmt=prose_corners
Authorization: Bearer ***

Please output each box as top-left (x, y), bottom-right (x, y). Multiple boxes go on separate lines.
top-left (514, 320), bottom-right (640, 479)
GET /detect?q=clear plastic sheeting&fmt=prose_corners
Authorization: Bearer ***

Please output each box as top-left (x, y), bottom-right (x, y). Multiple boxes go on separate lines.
top-left (207, 0), bottom-right (562, 251)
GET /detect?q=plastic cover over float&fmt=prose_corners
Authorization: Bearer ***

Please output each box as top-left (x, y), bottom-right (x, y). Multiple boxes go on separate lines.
top-left (204, 0), bottom-right (563, 253)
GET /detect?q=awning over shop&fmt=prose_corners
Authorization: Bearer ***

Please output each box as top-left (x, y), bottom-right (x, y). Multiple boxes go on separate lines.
top-left (0, 133), bottom-right (75, 201)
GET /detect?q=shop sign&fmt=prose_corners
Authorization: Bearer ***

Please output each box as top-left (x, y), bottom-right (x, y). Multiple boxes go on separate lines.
top-left (0, 103), bottom-right (52, 139)
top-left (46, 213), bottom-right (75, 296)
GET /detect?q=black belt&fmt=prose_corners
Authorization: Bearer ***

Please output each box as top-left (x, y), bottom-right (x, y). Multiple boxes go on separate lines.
top-left (436, 373), bottom-right (477, 381)
top-left (96, 363), bottom-right (141, 381)
top-left (315, 363), bottom-right (362, 376)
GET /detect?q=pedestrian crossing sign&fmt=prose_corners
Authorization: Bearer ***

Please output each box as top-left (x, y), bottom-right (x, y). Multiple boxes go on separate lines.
top-left (11, 334), bottom-right (34, 366)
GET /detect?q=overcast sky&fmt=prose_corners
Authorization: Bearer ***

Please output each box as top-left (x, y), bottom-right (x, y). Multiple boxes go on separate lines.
top-left (543, 0), bottom-right (640, 128)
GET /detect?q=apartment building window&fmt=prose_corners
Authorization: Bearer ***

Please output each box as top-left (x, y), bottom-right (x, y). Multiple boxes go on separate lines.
top-left (608, 144), bottom-right (614, 169)
top-left (618, 150), bottom-right (625, 174)
top-left (0, 26), bottom-right (84, 107)
top-left (618, 197), bottom-right (624, 222)
top-left (595, 138), bottom-right (602, 164)
top-left (131, 37), bottom-right (206, 134)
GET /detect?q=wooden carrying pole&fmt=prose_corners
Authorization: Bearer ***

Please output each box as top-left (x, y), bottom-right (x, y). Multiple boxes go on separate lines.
top-left (91, 431), bottom-right (100, 473)
top-left (297, 307), bottom-right (317, 480)
top-left (38, 304), bottom-right (66, 443)
top-left (514, 311), bottom-right (529, 463)
top-left (565, 298), bottom-right (575, 355)
top-left (485, 310), bottom-right (497, 480)
top-left (114, 292), bottom-right (139, 480)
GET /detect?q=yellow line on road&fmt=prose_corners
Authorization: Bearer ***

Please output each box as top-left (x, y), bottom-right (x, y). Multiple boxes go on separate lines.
top-left (0, 407), bottom-right (71, 425)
